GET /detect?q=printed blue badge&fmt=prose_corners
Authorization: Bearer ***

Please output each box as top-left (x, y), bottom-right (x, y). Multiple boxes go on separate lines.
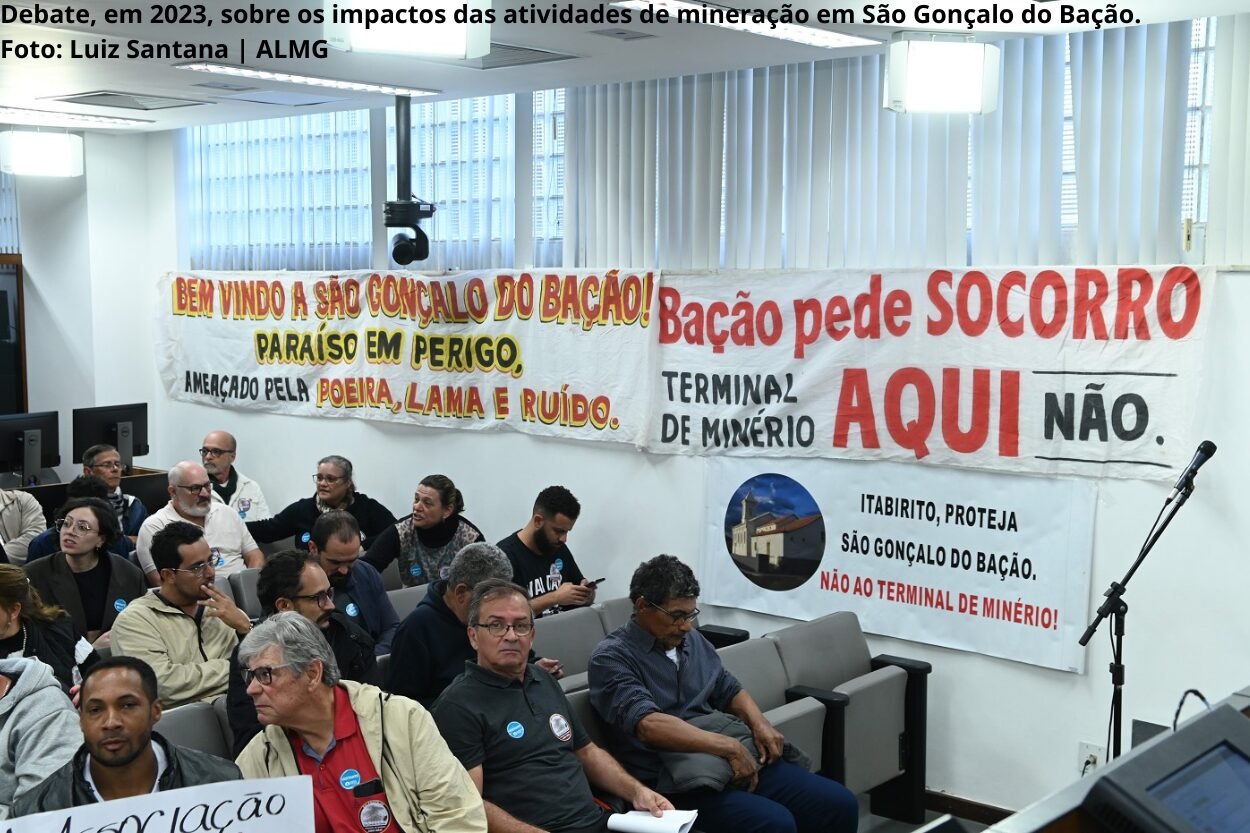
top-left (440, 566), bottom-right (450, 579)
top-left (340, 769), bottom-right (361, 790)
top-left (113, 599), bottom-right (127, 613)
top-left (345, 603), bottom-right (360, 617)
top-left (553, 559), bottom-right (564, 573)
top-left (506, 721), bottom-right (525, 739)
top-left (301, 532), bottom-right (311, 544)
top-left (409, 564), bottom-right (422, 577)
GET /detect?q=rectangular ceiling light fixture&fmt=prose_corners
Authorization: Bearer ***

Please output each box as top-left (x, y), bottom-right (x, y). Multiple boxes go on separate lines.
top-left (611, 0), bottom-right (879, 49)
top-left (0, 131), bottom-right (84, 177)
top-left (884, 33), bottom-right (1001, 114)
top-left (176, 63), bottom-right (439, 97)
top-left (0, 106), bottom-right (152, 128)
top-left (324, 0), bottom-right (492, 60)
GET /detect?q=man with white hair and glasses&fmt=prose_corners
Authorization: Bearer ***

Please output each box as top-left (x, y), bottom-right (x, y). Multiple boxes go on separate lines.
top-left (134, 461), bottom-right (264, 586)
top-left (236, 612), bottom-right (486, 833)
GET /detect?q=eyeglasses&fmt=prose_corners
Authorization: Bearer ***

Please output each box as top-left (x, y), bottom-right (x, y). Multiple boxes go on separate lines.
top-left (89, 460), bottom-right (122, 471)
top-left (55, 519), bottom-right (97, 535)
top-left (174, 482), bottom-right (213, 494)
top-left (473, 621), bottom-right (534, 637)
top-left (170, 561), bottom-right (212, 576)
top-left (290, 588), bottom-right (334, 608)
top-left (645, 599), bottom-right (699, 624)
top-left (241, 665), bottom-right (292, 687)
top-left (313, 474), bottom-right (343, 484)
top-left (199, 447), bottom-right (234, 457)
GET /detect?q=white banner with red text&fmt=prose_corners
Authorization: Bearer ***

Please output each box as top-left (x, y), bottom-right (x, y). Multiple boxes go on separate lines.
top-left (156, 269), bottom-right (658, 447)
top-left (654, 266), bottom-right (1214, 481)
top-left (6, 775), bottom-right (313, 833)
top-left (699, 457), bottom-right (1097, 672)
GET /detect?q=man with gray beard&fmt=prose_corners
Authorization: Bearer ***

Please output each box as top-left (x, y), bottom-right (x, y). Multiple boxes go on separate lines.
top-left (134, 461), bottom-right (264, 586)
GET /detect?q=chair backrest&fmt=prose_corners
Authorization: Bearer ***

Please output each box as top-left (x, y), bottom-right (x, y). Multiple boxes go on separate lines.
top-left (565, 687), bottom-right (611, 749)
top-left (258, 535), bottom-right (295, 557)
top-left (765, 611), bottom-right (872, 690)
top-left (157, 700), bottom-right (230, 759)
top-left (388, 585), bottom-right (428, 620)
top-left (228, 568), bottom-right (262, 620)
top-left (376, 653), bottom-right (392, 685)
top-left (531, 607), bottom-right (608, 677)
top-left (380, 560), bottom-right (403, 591)
top-left (595, 597), bottom-right (634, 633)
top-left (717, 638), bottom-right (791, 712)
top-left (95, 644), bottom-right (112, 661)
top-left (213, 574), bottom-right (235, 604)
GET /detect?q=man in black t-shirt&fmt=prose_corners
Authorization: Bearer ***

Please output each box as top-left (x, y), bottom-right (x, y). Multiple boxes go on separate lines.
top-left (496, 485), bottom-right (596, 617)
top-left (432, 580), bottom-right (669, 833)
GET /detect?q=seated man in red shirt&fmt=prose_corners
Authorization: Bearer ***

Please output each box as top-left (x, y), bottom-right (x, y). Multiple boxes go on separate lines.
top-left (235, 612), bottom-right (486, 833)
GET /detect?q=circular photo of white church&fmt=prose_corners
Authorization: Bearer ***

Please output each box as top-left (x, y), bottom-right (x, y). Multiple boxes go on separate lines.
top-left (722, 473), bottom-right (825, 591)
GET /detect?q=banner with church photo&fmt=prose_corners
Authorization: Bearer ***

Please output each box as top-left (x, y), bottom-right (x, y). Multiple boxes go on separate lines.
top-left (699, 456), bottom-right (1097, 672)
top-left (156, 269), bottom-right (658, 448)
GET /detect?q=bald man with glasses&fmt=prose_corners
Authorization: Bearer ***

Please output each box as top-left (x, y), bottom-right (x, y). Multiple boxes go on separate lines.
top-left (134, 462), bottom-right (264, 586)
top-left (200, 431), bottom-right (271, 522)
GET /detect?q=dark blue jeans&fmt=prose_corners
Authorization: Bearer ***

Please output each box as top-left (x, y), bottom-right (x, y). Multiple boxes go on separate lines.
top-left (671, 760), bottom-right (858, 833)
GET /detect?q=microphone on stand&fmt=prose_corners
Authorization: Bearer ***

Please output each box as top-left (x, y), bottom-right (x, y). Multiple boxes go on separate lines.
top-left (1166, 440), bottom-right (1217, 503)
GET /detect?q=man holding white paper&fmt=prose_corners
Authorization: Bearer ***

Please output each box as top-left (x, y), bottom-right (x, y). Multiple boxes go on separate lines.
top-left (588, 556), bottom-right (858, 833)
top-left (432, 579), bottom-right (673, 833)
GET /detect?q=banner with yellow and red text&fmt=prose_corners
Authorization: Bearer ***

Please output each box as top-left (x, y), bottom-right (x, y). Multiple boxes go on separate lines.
top-left (653, 266), bottom-right (1214, 480)
top-left (156, 266), bottom-right (1213, 482)
top-left (156, 269), bottom-right (657, 446)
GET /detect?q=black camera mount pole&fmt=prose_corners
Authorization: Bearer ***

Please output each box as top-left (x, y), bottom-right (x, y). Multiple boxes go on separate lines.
top-left (1079, 441), bottom-right (1216, 761)
top-left (385, 95), bottom-right (435, 264)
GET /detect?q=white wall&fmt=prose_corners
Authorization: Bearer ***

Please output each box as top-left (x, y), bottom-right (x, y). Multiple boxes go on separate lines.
top-left (18, 133), bottom-right (1250, 814)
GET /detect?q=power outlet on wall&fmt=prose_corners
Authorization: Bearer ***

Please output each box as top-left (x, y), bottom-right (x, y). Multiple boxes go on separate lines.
top-left (1078, 742), bottom-right (1106, 777)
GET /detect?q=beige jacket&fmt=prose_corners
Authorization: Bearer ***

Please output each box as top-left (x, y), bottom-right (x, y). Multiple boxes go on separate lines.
top-left (237, 681), bottom-right (486, 833)
top-left (0, 490), bottom-right (47, 566)
top-left (110, 591), bottom-right (236, 707)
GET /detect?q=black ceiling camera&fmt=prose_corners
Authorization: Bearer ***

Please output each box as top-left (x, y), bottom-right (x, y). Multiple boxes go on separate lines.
top-left (385, 94), bottom-right (436, 266)
top-left (386, 198), bottom-right (436, 265)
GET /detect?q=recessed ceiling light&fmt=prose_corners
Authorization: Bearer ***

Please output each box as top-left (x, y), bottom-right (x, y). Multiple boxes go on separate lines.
top-left (176, 63), bottom-right (438, 98)
top-left (611, 0), bottom-right (879, 49)
top-left (0, 107), bottom-right (152, 127)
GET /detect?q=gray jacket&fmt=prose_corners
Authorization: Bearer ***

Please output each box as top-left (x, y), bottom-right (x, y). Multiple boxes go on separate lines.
top-left (655, 710), bottom-right (810, 794)
top-left (0, 657), bottom-right (81, 819)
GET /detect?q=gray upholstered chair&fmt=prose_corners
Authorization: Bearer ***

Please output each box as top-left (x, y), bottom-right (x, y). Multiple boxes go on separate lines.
top-left (531, 606), bottom-right (608, 694)
top-left (717, 638), bottom-right (826, 767)
top-left (387, 584), bottom-right (428, 620)
top-left (594, 597), bottom-right (634, 633)
top-left (228, 568), bottom-right (262, 619)
top-left (157, 700), bottom-right (231, 760)
top-left (213, 573), bottom-right (235, 603)
top-left (380, 560), bottom-right (403, 591)
top-left (765, 611), bottom-right (930, 823)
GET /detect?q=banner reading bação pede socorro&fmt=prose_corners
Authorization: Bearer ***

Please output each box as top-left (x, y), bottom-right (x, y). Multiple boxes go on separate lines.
top-left (156, 269), bottom-right (658, 446)
top-left (653, 266), bottom-right (1214, 481)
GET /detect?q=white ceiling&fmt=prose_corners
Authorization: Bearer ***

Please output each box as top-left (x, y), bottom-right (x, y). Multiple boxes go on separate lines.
top-left (0, 0), bottom-right (1236, 133)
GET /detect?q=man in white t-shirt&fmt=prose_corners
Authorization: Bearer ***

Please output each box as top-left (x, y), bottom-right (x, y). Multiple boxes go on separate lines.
top-left (200, 430), bottom-right (271, 522)
top-left (135, 461), bottom-right (264, 586)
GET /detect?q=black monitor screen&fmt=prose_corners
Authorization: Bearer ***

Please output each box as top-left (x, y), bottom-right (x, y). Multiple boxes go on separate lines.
top-left (1148, 743), bottom-right (1250, 832)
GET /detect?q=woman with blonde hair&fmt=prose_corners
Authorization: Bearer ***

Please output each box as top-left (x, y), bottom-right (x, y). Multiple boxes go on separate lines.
top-left (0, 565), bottom-right (98, 692)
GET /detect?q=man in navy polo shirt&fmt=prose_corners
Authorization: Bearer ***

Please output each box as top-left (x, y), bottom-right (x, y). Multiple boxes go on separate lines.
top-left (308, 511), bottom-right (397, 655)
top-left (432, 579), bottom-right (670, 833)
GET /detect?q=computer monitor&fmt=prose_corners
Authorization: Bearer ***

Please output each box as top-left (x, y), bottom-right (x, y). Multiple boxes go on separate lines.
top-left (0, 410), bottom-right (60, 485)
top-left (72, 403), bottom-right (149, 473)
top-left (1082, 705), bottom-right (1250, 833)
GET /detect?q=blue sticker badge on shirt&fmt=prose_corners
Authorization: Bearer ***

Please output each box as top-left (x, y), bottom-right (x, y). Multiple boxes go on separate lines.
top-left (440, 566), bottom-right (450, 579)
top-left (409, 564), bottom-right (423, 577)
top-left (211, 548), bottom-right (225, 567)
top-left (553, 558), bottom-right (564, 573)
top-left (340, 769), bottom-right (361, 790)
top-left (113, 599), bottom-right (127, 613)
top-left (345, 603), bottom-right (360, 617)
top-left (506, 721), bottom-right (525, 739)
top-left (301, 532), bottom-right (311, 544)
